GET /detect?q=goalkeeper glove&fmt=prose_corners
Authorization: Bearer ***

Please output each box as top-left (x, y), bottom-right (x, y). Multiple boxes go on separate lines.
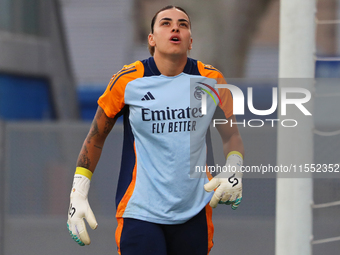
top-left (67, 167), bottom-right (98, 246)
top-left (204, 151), bottom-right (243, 210)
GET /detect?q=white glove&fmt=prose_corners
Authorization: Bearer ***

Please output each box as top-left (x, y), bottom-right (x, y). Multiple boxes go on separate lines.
top-left (204, 152), bottom-right (243, 210)
top-left (67, 167), bottom-right (98, 246)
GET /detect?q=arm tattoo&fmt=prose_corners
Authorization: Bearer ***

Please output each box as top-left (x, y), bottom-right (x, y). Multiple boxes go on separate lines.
top-left (77, 144), bottom-right (91, 169)
top-left (104, 117), bottom-right (115, 135)
top-left (77, 154), bottom-right (91, 169)
top-left (77, 107), bottom-right (114, 168)
top-left (87, 119), bottom-right (99, 143)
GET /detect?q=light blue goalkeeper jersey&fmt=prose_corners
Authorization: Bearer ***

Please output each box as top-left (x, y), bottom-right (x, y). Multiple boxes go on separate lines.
top-left (98, 57), bottom-right (233, 224)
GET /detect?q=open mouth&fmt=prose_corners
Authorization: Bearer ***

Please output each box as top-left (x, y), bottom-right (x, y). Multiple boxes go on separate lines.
top-left (170, 35), bottom-right (181, 42)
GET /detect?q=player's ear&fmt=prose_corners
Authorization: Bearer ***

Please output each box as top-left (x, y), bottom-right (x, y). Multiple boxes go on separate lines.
top-left (188, 37), bottom-right (193, 50)
top-left (148, 33), bottom-right (156, 47)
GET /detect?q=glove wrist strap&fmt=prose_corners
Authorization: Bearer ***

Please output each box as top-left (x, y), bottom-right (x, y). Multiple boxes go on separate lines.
top-left (72, 167), bottom-right (92, 197)
top-left (222, 151), bottom-right (243, 178)
top-left (75, 167), bottom-right (93, 180)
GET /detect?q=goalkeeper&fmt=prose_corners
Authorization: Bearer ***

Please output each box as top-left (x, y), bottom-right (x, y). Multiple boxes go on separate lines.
top-left (67, 5), bottom-right (244, 255)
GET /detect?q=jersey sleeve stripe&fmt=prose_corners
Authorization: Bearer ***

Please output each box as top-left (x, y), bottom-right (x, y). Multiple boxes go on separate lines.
top-left (110, 69), bottom-right (137, 90)
top-left (107, 66), bottom-right (136, 88)
top-left (204, 67), bottom-right (218, 71)
top-left (202, 65), bottom-right (224, 77)
top-left (115, 66), bottom-right (136, 76)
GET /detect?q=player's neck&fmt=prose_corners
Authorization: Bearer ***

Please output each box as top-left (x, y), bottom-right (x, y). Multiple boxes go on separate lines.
top-left (153, 53), bottom-right (187, 77)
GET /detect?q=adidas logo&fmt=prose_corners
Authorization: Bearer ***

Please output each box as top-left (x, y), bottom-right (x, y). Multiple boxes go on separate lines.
top-left (141, 92), bottom-right (155, 101)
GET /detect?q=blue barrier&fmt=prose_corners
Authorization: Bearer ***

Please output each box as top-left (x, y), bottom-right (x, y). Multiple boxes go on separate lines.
top-left (0, 73), bottom-right (54, 120)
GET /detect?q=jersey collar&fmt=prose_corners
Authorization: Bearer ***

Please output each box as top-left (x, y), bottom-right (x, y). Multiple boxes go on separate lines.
top-left (147, 57), bottom-right (196, 76)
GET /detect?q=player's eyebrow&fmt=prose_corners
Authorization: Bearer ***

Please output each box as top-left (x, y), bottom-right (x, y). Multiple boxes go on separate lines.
top-left (159, 17), bottom-right (190, 24)
top-left (159, 17), bottom-right (172, 23)
top-left (178, 19), bottom-right (189, 24)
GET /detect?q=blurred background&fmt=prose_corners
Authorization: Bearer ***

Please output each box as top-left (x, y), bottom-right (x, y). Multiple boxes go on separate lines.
top-left (0, 0), bottom-right (340, 254)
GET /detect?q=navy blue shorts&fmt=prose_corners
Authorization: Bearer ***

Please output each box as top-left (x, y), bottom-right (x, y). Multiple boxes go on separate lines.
top-left (115, 205), bottom-right (214, 255)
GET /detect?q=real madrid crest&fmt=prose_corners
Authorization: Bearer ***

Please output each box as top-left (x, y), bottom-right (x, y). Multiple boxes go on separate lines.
top-left (194, 86), bottom-right (204, 100)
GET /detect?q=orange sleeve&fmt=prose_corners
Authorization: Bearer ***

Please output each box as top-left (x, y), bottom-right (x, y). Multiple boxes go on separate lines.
top-left (197, 61), bottom-right (233, 119)
top-left (218, 87), bottom-right (233, 119)
top-left (98, 61), bottom-right (144, 118)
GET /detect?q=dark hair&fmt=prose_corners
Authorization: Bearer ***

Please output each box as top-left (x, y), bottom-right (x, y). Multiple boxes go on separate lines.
top-left (148, 5), bottom-right (191, 56)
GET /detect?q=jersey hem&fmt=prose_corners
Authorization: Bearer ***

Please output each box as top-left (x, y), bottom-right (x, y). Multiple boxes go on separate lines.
top-left (119, 213), bottom-right (191, 225)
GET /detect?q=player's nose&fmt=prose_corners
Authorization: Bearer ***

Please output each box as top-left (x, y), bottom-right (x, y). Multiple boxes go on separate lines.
top-left (171, 25), bottom-right (179, 33)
